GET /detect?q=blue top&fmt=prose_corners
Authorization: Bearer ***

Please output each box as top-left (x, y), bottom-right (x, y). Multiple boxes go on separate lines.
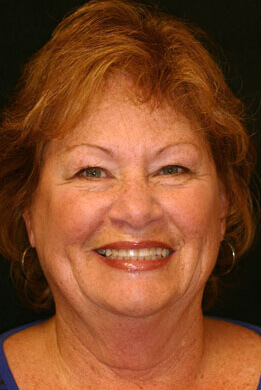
top-left (0, 318), bottom-right (260, 390)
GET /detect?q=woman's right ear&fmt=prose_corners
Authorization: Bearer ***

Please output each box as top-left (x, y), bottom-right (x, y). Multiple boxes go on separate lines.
top-left (23, 208), bottom-right (36, 247)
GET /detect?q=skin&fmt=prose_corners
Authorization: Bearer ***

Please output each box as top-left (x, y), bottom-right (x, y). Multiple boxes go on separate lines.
top-left (5, 79), bottom-right (260, 389)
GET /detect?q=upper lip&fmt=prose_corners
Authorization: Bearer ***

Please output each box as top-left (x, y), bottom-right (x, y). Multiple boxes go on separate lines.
top-left (95, 241), bottom-right (173, 250)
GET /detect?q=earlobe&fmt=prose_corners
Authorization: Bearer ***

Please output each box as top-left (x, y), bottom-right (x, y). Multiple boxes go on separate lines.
top-left (23, 208), bottom-right (36, 247)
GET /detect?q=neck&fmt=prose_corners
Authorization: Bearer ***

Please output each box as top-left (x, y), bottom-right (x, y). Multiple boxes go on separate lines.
top-left (48, 295), bottom-right (205, 388)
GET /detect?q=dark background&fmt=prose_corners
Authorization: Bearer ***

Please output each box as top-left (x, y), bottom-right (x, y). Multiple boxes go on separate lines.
top-left (0, 0), bottom-right (260, 333)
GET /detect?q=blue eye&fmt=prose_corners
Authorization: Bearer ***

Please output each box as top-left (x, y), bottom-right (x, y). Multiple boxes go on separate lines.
top-left (160, 165), bottom-right (188, 175)
top-left (78, 167), bottom-right (106, 178)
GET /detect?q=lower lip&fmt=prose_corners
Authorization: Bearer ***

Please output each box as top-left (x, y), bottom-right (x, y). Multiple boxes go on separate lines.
top-left (97, 255), bottom-right (172, 272)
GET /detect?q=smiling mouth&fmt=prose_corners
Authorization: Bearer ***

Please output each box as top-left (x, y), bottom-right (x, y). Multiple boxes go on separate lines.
top-left (95, 247), bottom-right (173, 261)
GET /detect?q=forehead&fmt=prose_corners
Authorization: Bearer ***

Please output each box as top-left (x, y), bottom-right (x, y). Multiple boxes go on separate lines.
top-left (46, 77), bottom-right (210, 158)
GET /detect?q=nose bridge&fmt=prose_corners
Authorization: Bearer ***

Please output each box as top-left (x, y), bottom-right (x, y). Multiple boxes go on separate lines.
top-left (109, 175), bottom-right (163, 230)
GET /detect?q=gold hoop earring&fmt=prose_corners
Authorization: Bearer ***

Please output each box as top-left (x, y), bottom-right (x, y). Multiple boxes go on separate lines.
top-left (215, 241), bottom-right (236, 276)
top-left (21, 245), bottom-right (43, 282)
top-left (21, 246), bottom-right (32, 274)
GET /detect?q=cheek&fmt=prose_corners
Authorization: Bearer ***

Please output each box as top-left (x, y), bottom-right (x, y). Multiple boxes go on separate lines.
top-left (32, 187), bottom-right (112, 246)
top-left (162, 184), bottom-right (222, 239)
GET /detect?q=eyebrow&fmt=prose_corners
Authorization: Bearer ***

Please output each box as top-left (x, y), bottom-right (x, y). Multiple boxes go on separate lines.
top-left (155, 142), bottom-right (201, 155)
top-left (60, 141), bottom-right (201, 159)
top-left (60, 143), bottom-right (114, 157)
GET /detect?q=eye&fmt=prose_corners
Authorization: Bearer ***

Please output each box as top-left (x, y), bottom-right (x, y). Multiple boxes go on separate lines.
top-left (159, 165), bottom-right (189, 175)
top-left (77, 167), bottom-right (107, 179)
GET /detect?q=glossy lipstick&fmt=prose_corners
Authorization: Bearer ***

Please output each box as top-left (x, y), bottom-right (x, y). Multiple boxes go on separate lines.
top-left (94, 241), bottom-right (173, 272)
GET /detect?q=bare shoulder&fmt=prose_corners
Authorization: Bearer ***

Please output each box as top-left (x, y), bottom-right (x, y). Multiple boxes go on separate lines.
top-left (3, 319), bottom-right (55, 389)
top-left (3, 318), bottom-right (53, 354)
top-left (202, 317), bottom-right (261, 389)
top-left (204, 317), bottom-right (261, 353)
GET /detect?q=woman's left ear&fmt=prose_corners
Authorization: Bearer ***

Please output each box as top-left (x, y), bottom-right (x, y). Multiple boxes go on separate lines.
top-left (23, 208), bottom-right (36, 247)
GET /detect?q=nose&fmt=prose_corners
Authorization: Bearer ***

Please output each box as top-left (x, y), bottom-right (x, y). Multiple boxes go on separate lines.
top-left (108, 177), bottom-right (163, 231)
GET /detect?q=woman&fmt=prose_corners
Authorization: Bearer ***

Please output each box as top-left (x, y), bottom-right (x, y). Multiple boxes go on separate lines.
top-left (0, 0), bottom-right (260, 389)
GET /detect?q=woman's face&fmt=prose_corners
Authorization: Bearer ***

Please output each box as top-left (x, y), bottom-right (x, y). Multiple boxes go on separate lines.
top-left (24, 81), bottom-right (227, 318)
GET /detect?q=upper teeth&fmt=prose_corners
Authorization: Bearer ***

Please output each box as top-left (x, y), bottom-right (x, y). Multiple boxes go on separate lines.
top-left (96, 247), bottom-right (172, 260)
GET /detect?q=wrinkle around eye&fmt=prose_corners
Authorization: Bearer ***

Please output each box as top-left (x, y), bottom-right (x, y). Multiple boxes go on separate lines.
top-left (150, 168), bottom-right (197, 187)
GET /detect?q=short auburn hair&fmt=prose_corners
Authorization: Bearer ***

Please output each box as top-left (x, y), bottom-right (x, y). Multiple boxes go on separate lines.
top-left (0, 0), bottom-right (257, 312)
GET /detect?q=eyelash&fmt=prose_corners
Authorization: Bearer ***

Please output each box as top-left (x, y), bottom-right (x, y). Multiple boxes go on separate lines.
top-left (75, 165), bottom-right (190, 179)
top-left (158, 165), bottom-right (190, 175)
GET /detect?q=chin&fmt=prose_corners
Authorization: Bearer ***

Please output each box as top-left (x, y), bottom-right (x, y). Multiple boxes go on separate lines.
top-left (95, 290), bottom-right (177, 318)
top-left (104, 302), bottom-right (166, 318)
